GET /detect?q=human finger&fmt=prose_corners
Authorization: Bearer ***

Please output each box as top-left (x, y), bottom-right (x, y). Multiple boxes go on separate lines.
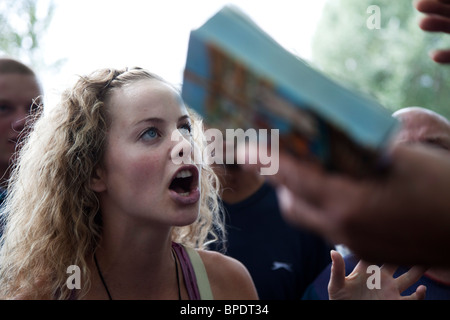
top-left (419, 15), bottom-right (450, 33)
top-left (272, 151), bottom-right (328, 206)
top-left (239, 142), bottom-right (326, 196)
top-left (416, 0), bottom-right (450, 16)
top-left (401, 285), bottom-right (427, 300)
top-left (396, 266), bottom-right (428, 293)
top-left (275, 185), bottom-right (333, 237)
top-left (430, 49), bottom-right (450, 63)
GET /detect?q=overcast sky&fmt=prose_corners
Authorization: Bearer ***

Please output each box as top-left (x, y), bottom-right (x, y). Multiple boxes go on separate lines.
top-left (40, 1), bottom-right (327, 106)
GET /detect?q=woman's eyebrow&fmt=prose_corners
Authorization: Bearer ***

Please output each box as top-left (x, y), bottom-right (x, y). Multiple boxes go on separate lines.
top-left (134, 117), bottom-right (165, 127)
top-left (133, 115), bottom-right (189, 127)
top-left (178, 115), bottom-right (190, 122)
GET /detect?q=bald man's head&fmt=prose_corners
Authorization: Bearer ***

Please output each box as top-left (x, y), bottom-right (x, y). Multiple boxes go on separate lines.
top-left (393, 107), bottom-right (450, 151)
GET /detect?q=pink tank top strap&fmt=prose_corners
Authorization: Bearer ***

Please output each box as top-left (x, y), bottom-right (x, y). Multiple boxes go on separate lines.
top-left (171, 242), bottom-right (201, 300)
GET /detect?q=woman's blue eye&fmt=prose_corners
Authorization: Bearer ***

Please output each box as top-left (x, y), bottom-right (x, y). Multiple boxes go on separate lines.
top-left (141, 127), bottom-right (159, 141)
top-left (179, 123), bottom-right (192, 136)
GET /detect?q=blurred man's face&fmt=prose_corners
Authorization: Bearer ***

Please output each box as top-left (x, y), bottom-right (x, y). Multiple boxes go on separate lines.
top-left (0, 73), bottom-right (41, 174)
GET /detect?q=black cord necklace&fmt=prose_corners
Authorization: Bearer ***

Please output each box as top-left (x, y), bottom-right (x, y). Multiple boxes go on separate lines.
top-left (93, 250), bottom-right (181, 300)
top-left (94, 253), bottom-right (113, 300)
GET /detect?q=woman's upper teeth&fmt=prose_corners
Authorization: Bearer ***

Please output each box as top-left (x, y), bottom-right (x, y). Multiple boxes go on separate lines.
top-left (176, 169), bottom-right (192, 179)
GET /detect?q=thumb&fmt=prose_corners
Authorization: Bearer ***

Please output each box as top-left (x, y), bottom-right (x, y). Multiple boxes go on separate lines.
top-left (328, 250), bottom-right (346, 298)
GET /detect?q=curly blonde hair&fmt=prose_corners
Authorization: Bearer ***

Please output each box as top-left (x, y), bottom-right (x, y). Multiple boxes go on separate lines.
top-left (0, 67), bottom-right (224, 299)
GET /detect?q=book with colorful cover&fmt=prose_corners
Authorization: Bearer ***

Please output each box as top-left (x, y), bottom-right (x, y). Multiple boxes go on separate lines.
top-left (181, 5), bottom-right (398, 177)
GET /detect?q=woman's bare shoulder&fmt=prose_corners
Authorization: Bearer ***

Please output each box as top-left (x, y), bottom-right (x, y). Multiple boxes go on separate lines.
top-left (197, 250), bottom-right (258, 300)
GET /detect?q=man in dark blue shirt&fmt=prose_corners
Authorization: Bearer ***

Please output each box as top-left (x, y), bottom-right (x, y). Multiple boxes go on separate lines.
top-left (211, 163), bottom-right (332, 299)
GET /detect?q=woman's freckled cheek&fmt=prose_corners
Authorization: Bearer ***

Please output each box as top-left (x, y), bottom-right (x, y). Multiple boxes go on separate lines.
top-left (130, 155), bottom-right (165, 195)
top-left (105, 138), bottom-right (163, 190)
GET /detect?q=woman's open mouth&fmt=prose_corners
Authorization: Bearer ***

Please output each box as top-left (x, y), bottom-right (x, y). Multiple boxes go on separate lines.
top-left (168, 165), bottom-right (200, 205)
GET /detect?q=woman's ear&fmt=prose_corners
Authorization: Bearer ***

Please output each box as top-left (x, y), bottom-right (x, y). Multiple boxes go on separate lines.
top-left (90, 166), bottom-right (107, 192)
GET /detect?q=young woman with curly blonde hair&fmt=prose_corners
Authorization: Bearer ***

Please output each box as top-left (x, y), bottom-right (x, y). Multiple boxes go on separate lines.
top-left (0, 67), bottom-right (258, 300)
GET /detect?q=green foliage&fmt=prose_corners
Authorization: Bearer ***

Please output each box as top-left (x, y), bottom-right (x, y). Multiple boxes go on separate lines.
top-left (312, 0), bottom-right (450, 119)
top-left (0, 0), bottom-right (60, 71)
